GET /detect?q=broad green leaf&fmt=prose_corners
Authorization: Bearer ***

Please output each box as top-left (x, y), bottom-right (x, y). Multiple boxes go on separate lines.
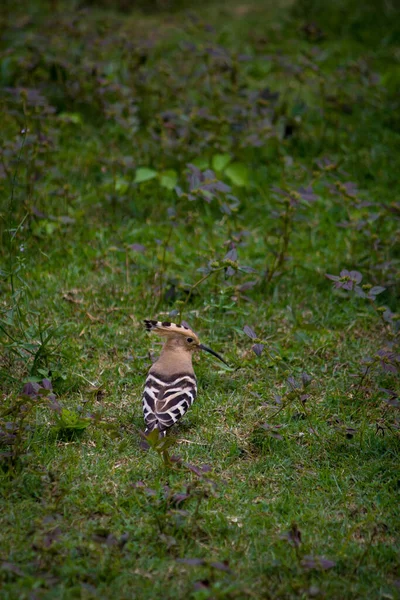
top-left (212, 153), bottom-right (232, 172)
top-left (134, 167), bottom-right (158, 184)
top-left (225, 162), bottom-right (249, 187)
top-left (191, 156), bottom-right (209, 170)
top-left (159, 169), bottom-right (178, 190)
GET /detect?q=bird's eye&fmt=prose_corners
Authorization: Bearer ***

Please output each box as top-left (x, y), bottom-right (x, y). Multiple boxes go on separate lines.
top-left (186, 337), bottom-right (194, 343)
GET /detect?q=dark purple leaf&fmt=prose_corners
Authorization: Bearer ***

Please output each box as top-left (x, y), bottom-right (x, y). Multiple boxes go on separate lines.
top-left (343, 182), bottom-right (358, 196)
top-left (177, 558), bottom-right (205, 566)
top-left (189, 173), bottom-right (200, 191)
top-left (384, 397), bottom-right (400, 407)
top-left (185, 463), bottom-right (211, 477)
top-left (271, 186), bottom-right (288, 198)
top-left (220, 203), bottom-right (232, 215)
top-left (184, 463), bottom-right (205, 477)
top-left (22, 382), bottom-right (40, 397)
top-left (171, 493), bottom-right (190, 505)
top-left (270, 432), bottom-right (284, 439)
top-left (297, 186), bottom-right (317, 202)
top-left (167, 207), bottom-right (176, 219)
top-left (301, 555), bottom-right (336, 571)
top-left (213, 181), bottom-right (231, 193)
top-left (301, 373), bottom-right (312, 387)
top-left (41, 378), bottom-right (52, 390)
top-left (169, 454), bottom-right (182, 463)
top-left (383, 309), bottom-right (393, 323)
top-left (261, 423), bottom-right (283, 432)
top-left (106, 534), bottom-right (119, 547)
top-left (348, 270), bottom-right (362, 283)
top-left (49, 399), bottom-right (62, 413)
top-left (243, 325), bottom-right (257, 339)
top-left (224, 247), bottom-right (238, 262)
top-left (200, 183), bottom-right (218, 193)
top-left (209, 561), bottom-right (231, 572)
top-left (59, 216), bottom-right (75, 224)
top-left (200, 464), bottom-right (212, 473)
top-left (129, 243), bottom-right (146, 253)
top-left (369, 286), bottom-right (386, 297)
top-left (252, 344), bottom-right (264, 356)
top-left (187, 164), bottom-right (202, 177)
top-left (32, 206), bottom-right (49, 219)
top-left (325, 274), bottom-right (339, 282)
top-left (203, 169), bottom-right (215, 180)
top-left (381, 362), bottom-right (397, 374)
top-left (239, 265), bottom-right (257, 273)
top-left (238, 281), bottom-right (257, 291)
top-left (287, 376), bottom-right (300, 390)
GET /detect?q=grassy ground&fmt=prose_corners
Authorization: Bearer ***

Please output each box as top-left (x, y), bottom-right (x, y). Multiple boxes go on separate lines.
top-left (1, 0), bottom-right (399, 598)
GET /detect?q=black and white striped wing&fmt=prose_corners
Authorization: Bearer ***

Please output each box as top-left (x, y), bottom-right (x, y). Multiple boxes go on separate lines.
top-left (142, 373), bottom-right (160, 435)
top-left (142, 372), bottom-right (197, 436)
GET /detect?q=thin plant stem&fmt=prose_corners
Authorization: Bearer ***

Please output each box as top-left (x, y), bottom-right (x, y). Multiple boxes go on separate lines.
top-left (178, 266), bottom-right (226, 324)
top-left (154, 224), bottom-right (174, 312)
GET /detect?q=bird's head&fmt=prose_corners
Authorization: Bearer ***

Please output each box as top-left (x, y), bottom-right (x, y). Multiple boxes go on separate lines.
top-left (144, 319), bottom-right (228, 365)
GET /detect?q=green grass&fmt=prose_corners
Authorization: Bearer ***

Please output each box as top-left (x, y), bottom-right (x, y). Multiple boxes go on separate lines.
top-left (0, 0), bottom-right (399, 598)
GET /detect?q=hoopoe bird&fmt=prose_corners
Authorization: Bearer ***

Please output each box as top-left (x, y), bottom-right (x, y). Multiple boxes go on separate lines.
top-left (142, 319), bottom-right (227, 440)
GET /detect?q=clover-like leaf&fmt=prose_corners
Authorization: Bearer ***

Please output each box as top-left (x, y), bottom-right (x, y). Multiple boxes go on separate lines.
top-left (134, 167), bottom-right (157, 184)
top-left (225, 162), bottom-right (249, 187)
top-left (212, 153), bottom-right (232, 172)
top-left (159, 169), bottom-right (178, 190)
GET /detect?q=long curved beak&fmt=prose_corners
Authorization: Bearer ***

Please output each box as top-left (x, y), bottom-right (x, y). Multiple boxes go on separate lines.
top-left (199, 344), bottom-right (229, 366)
